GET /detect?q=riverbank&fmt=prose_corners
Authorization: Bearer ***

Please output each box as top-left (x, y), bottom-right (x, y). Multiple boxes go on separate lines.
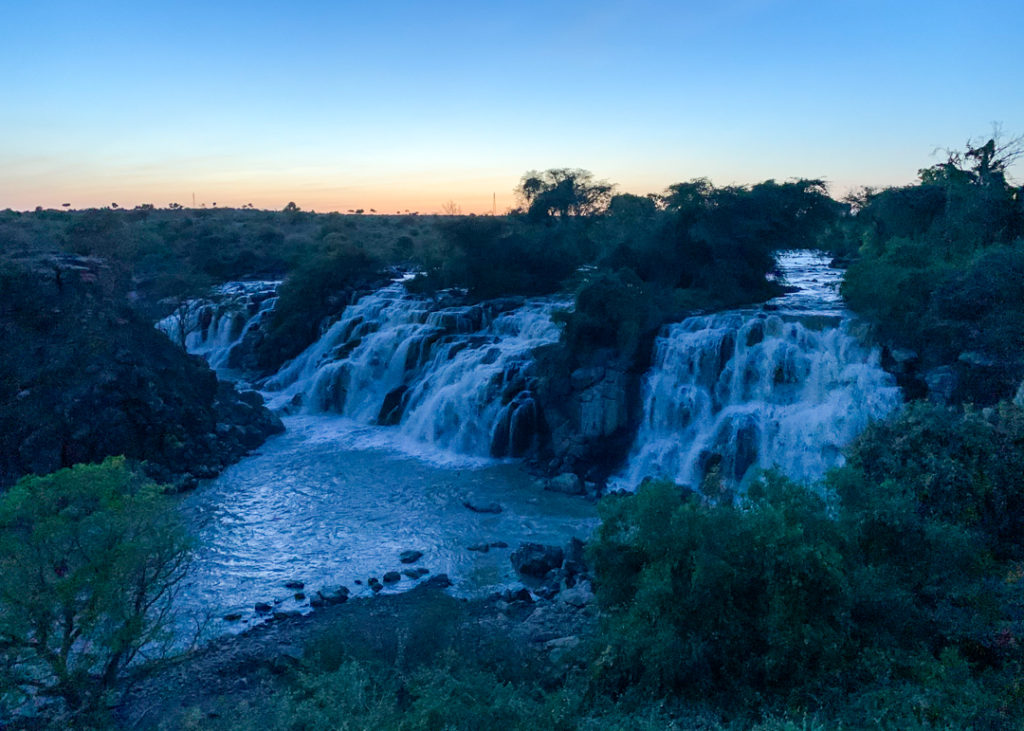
top-left (116, 582), bottom-right (597, 730)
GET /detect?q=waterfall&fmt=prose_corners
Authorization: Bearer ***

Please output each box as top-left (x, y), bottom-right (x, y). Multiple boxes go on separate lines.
top-left (159, 252), bottom-right (900, 481)
top-left (157, 281), bottom-right (278, 373)
top-left (616, 251), bottom-right (901, 490)
top-left (263, 283), bottom-right (565, 460)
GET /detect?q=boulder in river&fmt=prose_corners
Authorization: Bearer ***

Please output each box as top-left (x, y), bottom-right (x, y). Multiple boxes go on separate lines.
top-left (399, 550), bottom-right (424, 564)
top-left (311, 585), bottom-right (350, 607)
top-left (558, 580), bottom-right (594, 608)
top-left (383, 571), bottom-right (402, 583)
top-left (422, 573), bottom-right (452, 589)
top-left (511, 543), bottom-right (565, 578)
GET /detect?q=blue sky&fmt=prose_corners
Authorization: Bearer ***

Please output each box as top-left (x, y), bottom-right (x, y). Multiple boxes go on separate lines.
top-left (2, 0), bottom-right (1022, 212)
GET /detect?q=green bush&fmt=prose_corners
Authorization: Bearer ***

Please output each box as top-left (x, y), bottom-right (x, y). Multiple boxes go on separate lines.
top-left (587, 449), bottom-right (1021, 723)
top-left (0, 458), bottom-right (191, 722)
top-left (256, 242), bottom-right (387, 372)
top-left (588, 476), bottom-right (856, 705)
top-left (412, 217), bottom-right (584, 299)
top-left (556, 268), bottom-right (659, 363)
top-left (838, 138), bottom-right (1024, 402)
top-left (844, 400), bottom-right (1024, 558)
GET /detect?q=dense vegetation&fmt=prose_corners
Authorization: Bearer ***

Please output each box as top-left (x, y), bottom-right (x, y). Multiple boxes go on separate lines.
top-left (837, 137), bottom-right (1024, 403)
top-left (0, 459), bottom-right (191, 726)
top-left (0, 206), bottom-right (441, 374)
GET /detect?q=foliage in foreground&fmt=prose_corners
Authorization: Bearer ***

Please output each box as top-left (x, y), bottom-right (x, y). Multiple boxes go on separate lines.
top-left (587, 403), bottom-right (1024, 727)
top-left (0, 458), bottom-right (191, 725)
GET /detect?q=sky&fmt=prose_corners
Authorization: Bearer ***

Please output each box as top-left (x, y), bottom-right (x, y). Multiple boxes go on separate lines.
top-left (2, 0), bottom-right (1022, 214)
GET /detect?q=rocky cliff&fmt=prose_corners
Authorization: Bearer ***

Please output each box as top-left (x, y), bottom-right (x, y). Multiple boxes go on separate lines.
top-left (0, 255), bottom-right (283, 489)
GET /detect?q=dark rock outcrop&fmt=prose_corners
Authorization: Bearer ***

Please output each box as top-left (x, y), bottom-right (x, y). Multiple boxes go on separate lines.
top-left (399, 550), bottom-right (424, 564)
top-left (0, 255), bottom-right (283, 488)
top-left (544, 473), bottom-right (584, 495)
top-left (529, 347), bottom-right (646, 486)
top-left (878, 339), bottom-right (1023, 407)
top-left (422, 573), bottom-right (453, 589)
top-left (511, 543), bottom-right (565, 578)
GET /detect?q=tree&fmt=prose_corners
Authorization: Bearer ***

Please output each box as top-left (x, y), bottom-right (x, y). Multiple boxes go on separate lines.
top-left (0, 458), bottom-right (192, 721)
top-left (516, 168), bottom-right (613, 219)
top-left (919, 134), bottom-right (1023, 189)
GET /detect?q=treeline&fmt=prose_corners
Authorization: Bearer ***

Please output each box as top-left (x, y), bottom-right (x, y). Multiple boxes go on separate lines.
top-left (0, 205), bottom-right (438, 309)
top-left (1, 170), bottom-right (841, 375)
top-left (835, 137), bottom-right (1024, 403)
top-left (409, 170), bottom-right (840, 370)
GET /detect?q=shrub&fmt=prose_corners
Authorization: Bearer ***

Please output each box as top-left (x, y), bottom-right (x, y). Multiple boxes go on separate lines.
top-left (413, 217), bottom-right (583, 299)
top-left (844, 400), bottom-right (1024, 558)
top-left (588, 476), bottom-right (856, 705)
top-left (0, 458), bottom-right (191, 722)
top-left (556, 267), bottom-right (659, 363)
top-left (256, 243), bottom-right (386, 371)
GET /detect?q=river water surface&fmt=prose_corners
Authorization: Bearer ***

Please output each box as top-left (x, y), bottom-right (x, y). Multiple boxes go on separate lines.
top-left (176, 416), bottom-right (597, 638)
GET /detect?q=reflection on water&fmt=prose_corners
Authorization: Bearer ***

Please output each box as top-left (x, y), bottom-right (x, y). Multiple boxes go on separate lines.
top-left (177, 415), bottom-right (597, 638)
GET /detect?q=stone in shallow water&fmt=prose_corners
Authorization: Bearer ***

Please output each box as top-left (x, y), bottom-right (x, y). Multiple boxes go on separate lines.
top-left (545, 473), bottom-right (584, 495)
top-left (383, 571), bottom-right (401, 583)
top-left (511, 543), bottom-right (564, 578)
top-left (311, 585), bottom-right (350, 607)
top-left (399, 550), bottom-right (423, 564)
top-left (422, 573), bottom-right (452, 589)
top-left (462, 499), bottom-right (503, 514)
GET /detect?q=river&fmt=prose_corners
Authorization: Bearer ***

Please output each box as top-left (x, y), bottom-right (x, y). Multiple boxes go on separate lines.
top-left (170, 250), bottom-right (899, 639)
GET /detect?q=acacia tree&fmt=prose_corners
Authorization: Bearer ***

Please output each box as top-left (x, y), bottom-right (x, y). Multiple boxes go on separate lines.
top-left (0, 457), bottom-right (192, 721)
top-left (517, 168), bottom-right (613, 219)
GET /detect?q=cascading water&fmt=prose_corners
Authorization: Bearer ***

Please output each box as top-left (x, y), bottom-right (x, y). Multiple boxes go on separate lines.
top-left (617, 251), bottom-right (901, 490)
top-left (157, 280), bottom-right (278, 373)
top-left (262, 283), bottom-right (565, 461)
top-left (162, 282), bottom-right (590, 639)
